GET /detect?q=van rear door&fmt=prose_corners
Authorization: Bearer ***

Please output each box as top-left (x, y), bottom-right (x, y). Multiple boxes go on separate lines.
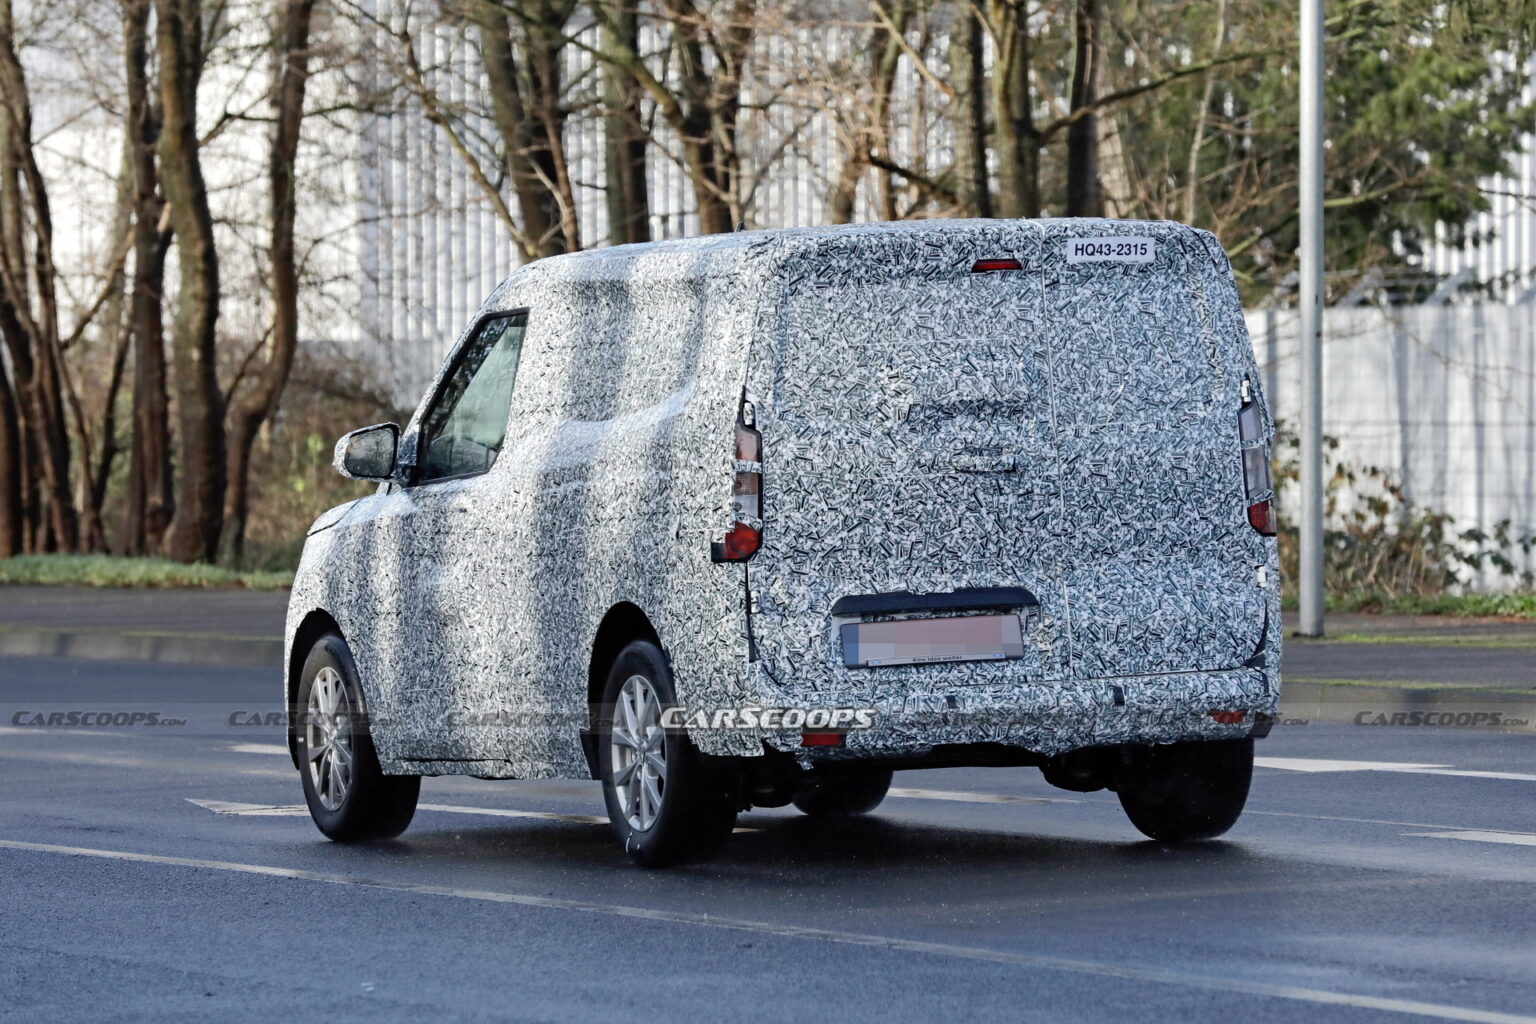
top-left (1039, 224), bottom-right (1266, 679)
top-left (748, 229), bottom-right (1071, 690)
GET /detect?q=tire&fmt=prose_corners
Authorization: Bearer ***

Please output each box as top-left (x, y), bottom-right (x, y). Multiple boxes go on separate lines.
top-left (1117, 737), bottom-right (1253, 842)
top-left (597, 639), bottom-right (736, 867)
top-left (792, 768), bottom-right (893, 817)
top-left (295, 633), bottom-right (420, 842)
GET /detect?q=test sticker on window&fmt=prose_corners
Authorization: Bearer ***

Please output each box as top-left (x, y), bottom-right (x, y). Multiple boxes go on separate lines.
top-left (1065, 236), bottom-right (1156, 264)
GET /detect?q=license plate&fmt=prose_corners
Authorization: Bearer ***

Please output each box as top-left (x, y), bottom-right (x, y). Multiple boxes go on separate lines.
top-left (841, 614), bottom-right (1024, 668)
top-left (1064, 236), bottom-right (1156, 263)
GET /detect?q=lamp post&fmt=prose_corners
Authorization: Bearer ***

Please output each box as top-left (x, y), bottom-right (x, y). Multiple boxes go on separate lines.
top-left (1297, 0), bottom-right (1326, 637)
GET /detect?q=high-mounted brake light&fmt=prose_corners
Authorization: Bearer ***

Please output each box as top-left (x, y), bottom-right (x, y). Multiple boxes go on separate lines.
top-left (1238, 380), bottom-right (1276, 536)
top-left (712, 407), bottom-right (763, 562)
top-left (971, 258), bottom-right (1023, 273)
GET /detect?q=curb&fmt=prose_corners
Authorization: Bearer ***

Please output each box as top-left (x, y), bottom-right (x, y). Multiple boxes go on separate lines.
top-left (0, 628), bottom-right (280, 669)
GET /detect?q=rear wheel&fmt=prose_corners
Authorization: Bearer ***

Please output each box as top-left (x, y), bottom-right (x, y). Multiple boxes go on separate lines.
top-left (1117, 737), bottom-right (1253, 842)
top-left (792, 768), bottom-right (893, 817)
top-left (295, 633), bottom-right (420, 841)
top-left (597, 640), bottom-right (736, 867)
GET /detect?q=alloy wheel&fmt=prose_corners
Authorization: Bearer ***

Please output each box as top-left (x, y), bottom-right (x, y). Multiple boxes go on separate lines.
top-left (609, 674), bottom-right (667, 831)
top-left (306, 666), bottom-right (355, 811)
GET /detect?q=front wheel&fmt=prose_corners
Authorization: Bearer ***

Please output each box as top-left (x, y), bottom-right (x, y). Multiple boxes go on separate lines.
top-left (597, 639), bottom-right (736, 867)
top-left (1117, 737), bottom-right (1253, 842)
top-left (295, 633), bottom-right (420, 842)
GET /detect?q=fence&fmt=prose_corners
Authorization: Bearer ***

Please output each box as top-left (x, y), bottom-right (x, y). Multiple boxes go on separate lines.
top-left (1251, 303), bottom-right (1536, 589)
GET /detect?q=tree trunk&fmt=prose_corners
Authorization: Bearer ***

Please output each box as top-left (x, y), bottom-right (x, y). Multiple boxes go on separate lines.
top-left (988, 0), bottom-right (1040, 218)
top-left (0, 70), bottom-right (30, 556)
top-left (90, 324), bottom-right (131, 551)
top-left (155, 0), bottom-right (224, 563)
top-left (121, 0), bottom-right (174, 554)
top-left (827, 2), bottom-right (909, 224)
top-left (665, 0), bottom-right (753, 234)
top-left (73, 138), bottom-right (137, 553)
top-left (222, 0), bottom-right (315, 563)
top-left (601, 0), bottom-right (650, 244)
top-left (528, 14), bottom-right (580, 252)
top-left (0, 0), bottom-right (78, 551)
top-left (1182, 0), bottom-right (1228, 224)
top-left (588, 0), bottom-right (751, 236)
top-left (951, 5), bottom-right (993, 217)
top-left (0, 356), bottom-right (20, 556)
top-left (475, 2), bottom-right (578, 260)
top-left (1066, 0), bottom-right (1103, 217)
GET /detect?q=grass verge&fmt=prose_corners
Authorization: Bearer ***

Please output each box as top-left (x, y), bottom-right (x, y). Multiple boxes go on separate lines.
top-left (1283, 591), bottom-right (1536, 619)
top-left (0, 554), bottom-right (292, 590)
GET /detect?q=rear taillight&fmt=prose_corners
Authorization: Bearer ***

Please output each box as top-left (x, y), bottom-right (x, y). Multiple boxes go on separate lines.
top-left (1239, 380), bottom-right (1275, 536)
top-left (712, 409), bottom-right (762, 562)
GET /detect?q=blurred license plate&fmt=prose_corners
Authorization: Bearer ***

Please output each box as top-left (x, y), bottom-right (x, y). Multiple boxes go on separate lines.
top-left (841, 615), bottom-right (1024, 668)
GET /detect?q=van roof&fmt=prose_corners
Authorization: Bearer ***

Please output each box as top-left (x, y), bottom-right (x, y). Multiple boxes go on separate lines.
top-left (501, 218), bottom-right (1219, 289)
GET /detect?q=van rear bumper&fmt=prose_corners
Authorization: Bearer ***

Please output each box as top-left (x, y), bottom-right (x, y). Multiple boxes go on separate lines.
top-left (726, 665), bottom-right (1279, 762)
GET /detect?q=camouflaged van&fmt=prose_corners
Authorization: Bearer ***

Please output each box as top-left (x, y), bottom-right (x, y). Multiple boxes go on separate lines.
top-left (285, 219), bottom-right (1280, 865)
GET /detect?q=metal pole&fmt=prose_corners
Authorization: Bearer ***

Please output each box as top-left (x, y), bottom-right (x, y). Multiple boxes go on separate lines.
top-left (1297, 0), bottom-right (1326, 636)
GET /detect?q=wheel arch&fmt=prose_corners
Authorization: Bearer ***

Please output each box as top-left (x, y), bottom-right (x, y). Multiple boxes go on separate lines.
top-left (581, 601), bottom-right (661, 779)
top-left (287, 608), bottom-right (344, 770)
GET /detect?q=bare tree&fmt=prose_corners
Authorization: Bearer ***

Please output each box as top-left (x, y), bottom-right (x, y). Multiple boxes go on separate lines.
top-left (947, 2), bottom-right (991, 216)
top-left (986, 0), bottom-right (1040, 218)
top-left (821, 3), bottom-right (914, 222)
top-left (222, 0), bottom-right (317, 561)
top-left (154, 0), bottom-right (225, 562)
top-left (587, 0), bottom-right (757, 235)
top-left (1181, 0), bottom-right (1227, 224)
top-left (121, 0), bottom-right (175, 554)
top-left (600, 0), bottom-right (650, 244)
top-left (473, 0), bottom-right (581, 257)
top-left (0, 0), bottom-right (81, 552)
top-left (0, 339), bottom-right (20, 555)
top-left (1064, 0), bottom-right (1100, 216)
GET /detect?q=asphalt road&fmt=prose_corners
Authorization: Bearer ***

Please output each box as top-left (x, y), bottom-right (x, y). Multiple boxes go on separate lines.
top-left (2, 643), bottom-right (1535, 1024)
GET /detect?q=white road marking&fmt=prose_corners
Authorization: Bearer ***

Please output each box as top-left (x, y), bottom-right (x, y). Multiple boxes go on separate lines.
top-left (187, 799), bottom-right (305, 816)
top-left (185, 798), bottom-right (758, 832)
top-left (1256, 757), bottom-right (1452, 773)
top-left (419, 803), bottom-right (610, 826)
top-left (225, 743), bottom-right (288, 755)
top-left (0, 726), bottom-right (129, 738)
top-left (1403, 831), bottom-right (1536, 847)
top-left (1, 837), bottom-right (1532, 1024)
top-left (1257, 757), bottom-right (1536, 782)
top-left (188, 797), bottom-right (605, 825)
top-left (1246, 809), bottom-right (1536, 837)
top-left (1389, 768), bottom-right (1536, 783)
top-left (888, 787), bottom-right (1077, 805)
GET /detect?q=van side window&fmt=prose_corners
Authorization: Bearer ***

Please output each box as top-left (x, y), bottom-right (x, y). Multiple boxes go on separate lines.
top-left (415, 312), bottom-right (528, 484)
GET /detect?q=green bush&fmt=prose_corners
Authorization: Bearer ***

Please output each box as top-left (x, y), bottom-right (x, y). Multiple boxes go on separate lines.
top-left (1271, 423), bottom-right (1535, 616)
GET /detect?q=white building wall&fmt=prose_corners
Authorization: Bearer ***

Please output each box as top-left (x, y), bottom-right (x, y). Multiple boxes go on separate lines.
top-left (1252, 304), bottom-right (1536, 588)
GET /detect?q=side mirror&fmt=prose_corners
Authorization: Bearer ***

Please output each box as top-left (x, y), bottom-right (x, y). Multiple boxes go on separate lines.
top-left (334, 422), bottom-right (400, 482)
